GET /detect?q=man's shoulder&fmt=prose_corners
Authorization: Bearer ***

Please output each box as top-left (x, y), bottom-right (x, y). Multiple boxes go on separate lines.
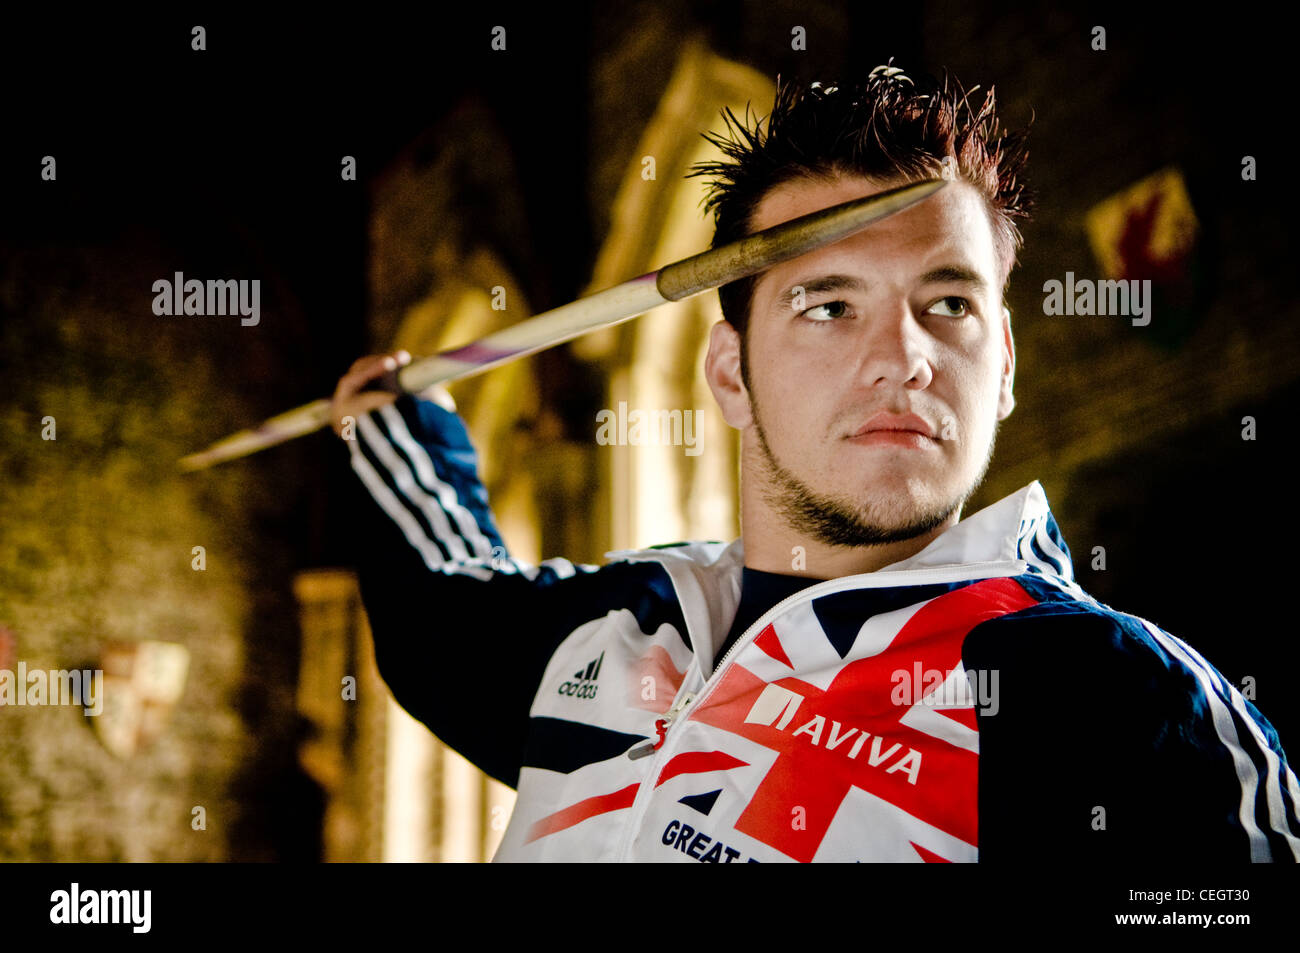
top-left (967, 577), bottom-right (1294, 765)
top-left (967, 578), bottom-right (1254, 726)
top-left (603, 537), bottom-right (740, 566)
top-left (985, 575), bottom-right (1203, 671)
top-left (970, 578), bottom-right (1300, 862)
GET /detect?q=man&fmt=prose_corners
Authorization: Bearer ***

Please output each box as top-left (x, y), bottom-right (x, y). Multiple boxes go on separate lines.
top-left (332, 65), bottom-right (1299, 862)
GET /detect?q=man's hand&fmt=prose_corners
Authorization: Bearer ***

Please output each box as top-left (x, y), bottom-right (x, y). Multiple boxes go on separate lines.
top-left (331, 350), bottom-right (456, 437)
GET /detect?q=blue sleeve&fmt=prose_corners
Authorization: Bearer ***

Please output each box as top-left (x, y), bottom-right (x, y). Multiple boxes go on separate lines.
top-left (1118, 613), bottom-right (1300, 863)
top-left (339, 393), bottom-right (605, 788)
top-left (966, 603), bottom-right (1300, 862)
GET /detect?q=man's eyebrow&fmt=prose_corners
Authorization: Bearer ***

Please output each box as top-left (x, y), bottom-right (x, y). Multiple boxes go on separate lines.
top-left (772, 267), bottom-right (989, 310)
top-left (919, 265), bottom-right (988, 294)
top-left (774, 274), bottom-right (869, 308)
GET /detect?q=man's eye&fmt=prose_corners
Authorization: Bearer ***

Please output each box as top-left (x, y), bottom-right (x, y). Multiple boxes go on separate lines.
top-left (927, 296), bottom-right (970, 317)
top-left (802, 300), bottom-right (851, 322)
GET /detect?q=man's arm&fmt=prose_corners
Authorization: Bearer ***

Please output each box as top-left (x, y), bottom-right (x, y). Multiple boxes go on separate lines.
top-left (968, 604), bottom-right (1300, 862)
top-left (333, 353), bottom-right (604, 787)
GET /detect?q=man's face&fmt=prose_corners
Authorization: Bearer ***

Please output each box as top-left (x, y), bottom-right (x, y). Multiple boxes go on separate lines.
top-left (708, 172), bottom-right (1016, 547)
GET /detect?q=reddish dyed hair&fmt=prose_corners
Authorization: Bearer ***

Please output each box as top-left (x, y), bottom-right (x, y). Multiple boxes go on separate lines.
top-left (688, 62), bottom-right (1032, 373)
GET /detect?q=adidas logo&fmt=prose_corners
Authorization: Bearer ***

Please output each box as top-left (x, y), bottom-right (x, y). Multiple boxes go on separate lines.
top-left (558, 652), bottom-right (603, 700)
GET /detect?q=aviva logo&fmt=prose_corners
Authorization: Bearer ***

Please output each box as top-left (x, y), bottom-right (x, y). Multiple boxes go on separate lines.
top-left (558, 652), bottom-right (604, 700)
top-left (743, 684), bottom-right (805, 729)
top-left (744, 683), bottom-right (921, 784)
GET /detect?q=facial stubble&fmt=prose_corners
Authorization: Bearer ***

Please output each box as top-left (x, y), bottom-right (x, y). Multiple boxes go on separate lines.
top-left (749, 391), bottom-right (999, 549)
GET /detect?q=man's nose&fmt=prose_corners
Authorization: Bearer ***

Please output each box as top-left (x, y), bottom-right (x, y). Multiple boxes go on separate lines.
top-left (853, 302), bottom-right (933, 389)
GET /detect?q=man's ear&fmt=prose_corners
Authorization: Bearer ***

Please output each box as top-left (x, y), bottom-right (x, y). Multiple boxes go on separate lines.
top-left (997, 305), bottom-right (1016, 419)
top-left (705, 319), bottom-right (753, 429)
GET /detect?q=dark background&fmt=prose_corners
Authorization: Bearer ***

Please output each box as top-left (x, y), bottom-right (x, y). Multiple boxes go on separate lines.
top-left (1, 2), bottom-right (1294, 861)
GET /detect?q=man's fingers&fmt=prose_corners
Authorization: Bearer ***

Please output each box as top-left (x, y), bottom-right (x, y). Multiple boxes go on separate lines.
top-left (332, 350), bottom-right (412, 436)
top-left (336, 357), bottom-right (386, 400)
top-left (331, 389), bottom-right (397, 437)
top-left (338, 351), bottom-right (409, 399)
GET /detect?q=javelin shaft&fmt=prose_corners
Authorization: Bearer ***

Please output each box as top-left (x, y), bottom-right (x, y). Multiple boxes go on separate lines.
top-left (178, 178), bottom-right (945, 471)
top-left (392, 177), bottom-right (945, 394)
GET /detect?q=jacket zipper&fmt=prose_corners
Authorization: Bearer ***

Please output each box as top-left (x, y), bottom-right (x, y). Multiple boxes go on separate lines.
top-left (613, 557), bottom-right (1028, 860)
top-left (626, 691), bottom-right (696, 760)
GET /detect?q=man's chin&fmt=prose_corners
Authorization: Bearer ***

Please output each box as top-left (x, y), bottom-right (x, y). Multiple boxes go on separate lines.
top-left (842, 496), bottom-right (961, 544)
top-left (751, 413), bottom-right (983, 548)
top-left (833, 468), bottom-right (954, 515)
top-left (766, 480), bottom-right (963, 548)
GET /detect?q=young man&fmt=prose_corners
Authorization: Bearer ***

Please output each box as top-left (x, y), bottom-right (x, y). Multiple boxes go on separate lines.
top-left (332, 66), bottom-right (1299, 862)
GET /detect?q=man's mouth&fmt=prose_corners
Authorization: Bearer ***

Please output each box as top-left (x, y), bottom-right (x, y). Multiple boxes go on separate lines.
top-left (849, 412), bottom-right (936, 439)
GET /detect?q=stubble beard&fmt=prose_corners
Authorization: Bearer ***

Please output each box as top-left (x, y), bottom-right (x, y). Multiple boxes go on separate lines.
top-left (750, 397), bottom-right (998, 549)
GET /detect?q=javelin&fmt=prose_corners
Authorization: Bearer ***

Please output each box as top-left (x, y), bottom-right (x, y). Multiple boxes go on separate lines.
top-left (178, 178), bottom-right (946, 472)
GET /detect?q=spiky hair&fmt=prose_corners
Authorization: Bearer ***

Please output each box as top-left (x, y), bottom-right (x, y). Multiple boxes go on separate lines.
top-left (687, 63), bottom-right (1032, 351)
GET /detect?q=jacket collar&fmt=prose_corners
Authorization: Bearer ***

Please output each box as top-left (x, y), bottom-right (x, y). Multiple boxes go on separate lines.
top-left (605, 481), bottom-right (1075, 663)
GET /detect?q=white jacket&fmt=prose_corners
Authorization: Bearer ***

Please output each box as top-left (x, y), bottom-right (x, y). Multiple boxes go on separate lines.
top-left (344, 393), bottom-right (1300, 862)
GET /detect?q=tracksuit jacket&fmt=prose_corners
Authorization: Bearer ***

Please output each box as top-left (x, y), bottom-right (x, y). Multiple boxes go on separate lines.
top-left (341, 392), bottom-right (1300, 862)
